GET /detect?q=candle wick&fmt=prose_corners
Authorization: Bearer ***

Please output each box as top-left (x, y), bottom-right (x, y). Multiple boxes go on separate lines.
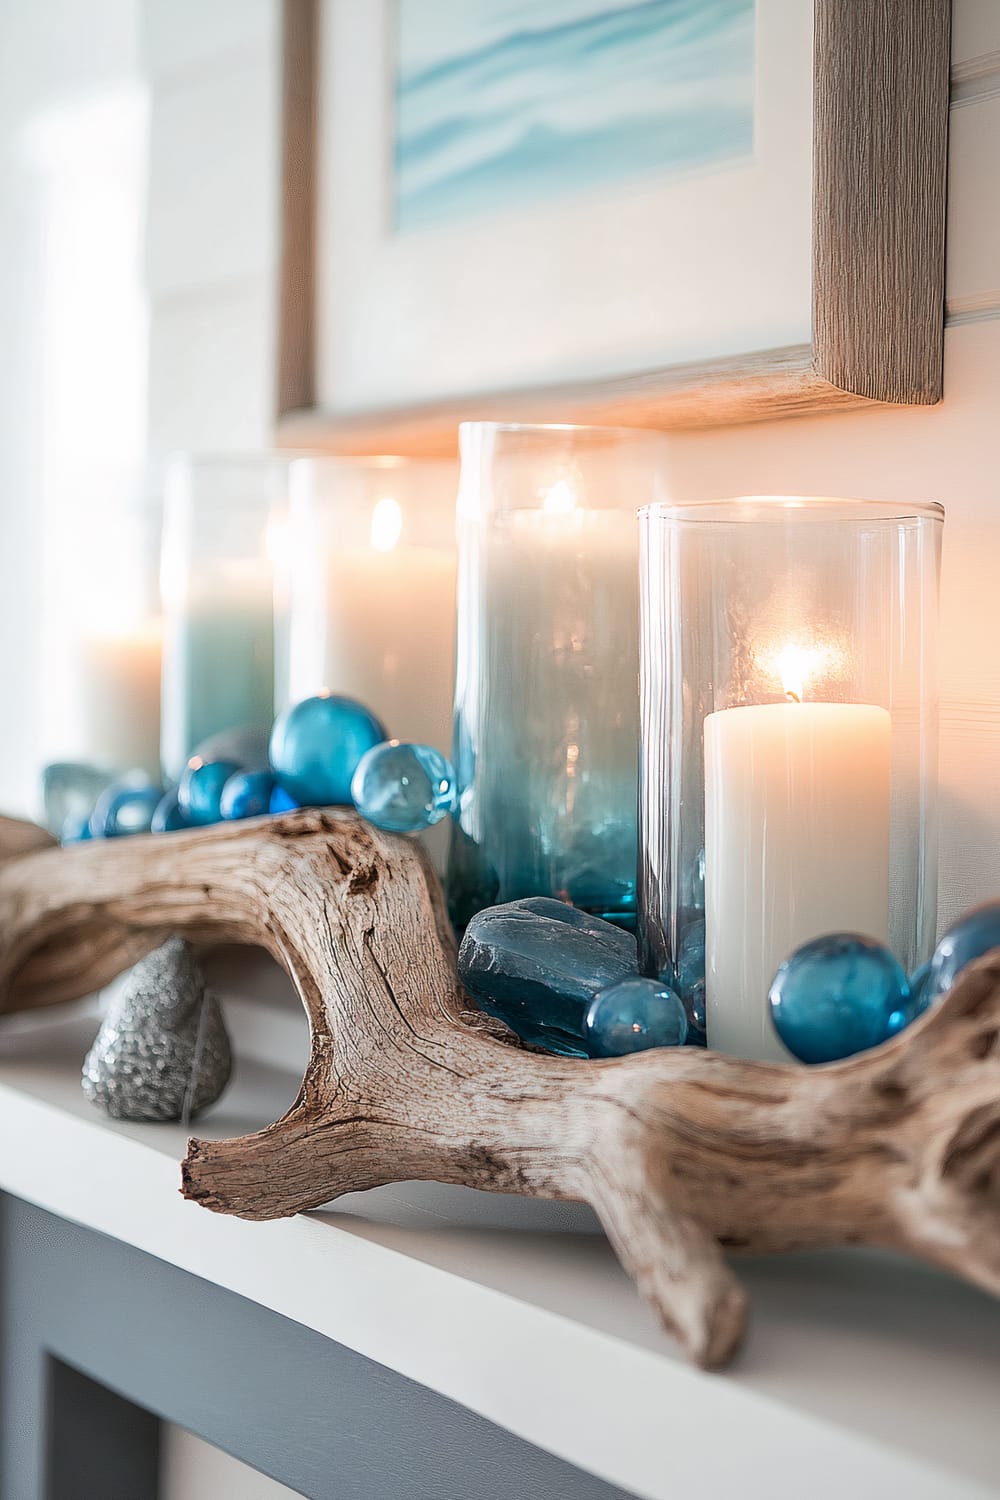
top-left (785, 690), bottom-right (801, 704)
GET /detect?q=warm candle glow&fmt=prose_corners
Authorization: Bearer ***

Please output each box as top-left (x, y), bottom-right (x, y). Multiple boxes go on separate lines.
top-left (776, 643), bottom-right (813, 703)
top-left (370, 496), bottom-right (403, 552)
top-left (542, 480), bottom-right (577, 515)
top-left (762, 637), bottom-right (846, 705)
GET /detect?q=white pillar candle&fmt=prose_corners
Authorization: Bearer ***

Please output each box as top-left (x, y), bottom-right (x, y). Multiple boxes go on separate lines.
top-left (286, 498), bottom-right (457, 755)
top-left (78, 620), bottom-right (163, 778)
top-left (704, 699), bottom-right (891, 1060)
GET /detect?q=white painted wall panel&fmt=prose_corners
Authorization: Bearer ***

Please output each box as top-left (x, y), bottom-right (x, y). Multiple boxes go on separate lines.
top-left (946, 95), bottom-right (1000, 311)
top-left (951, 0), bottom-right (1000, 68)
top-left (147, 283), bottom-right (277, 461)
top-left (141, 0), bottom-right (276, 78)
top-left (146, 52), bottom-right (278, 298)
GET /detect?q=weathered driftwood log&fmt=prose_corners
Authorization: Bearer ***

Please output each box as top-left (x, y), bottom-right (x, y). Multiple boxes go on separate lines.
top-left (0, 810), bottom-right (998, 1369)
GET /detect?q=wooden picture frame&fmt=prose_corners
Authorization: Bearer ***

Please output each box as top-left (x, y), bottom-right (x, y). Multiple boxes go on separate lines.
top-left (277, 0), bottom-right (951, 456)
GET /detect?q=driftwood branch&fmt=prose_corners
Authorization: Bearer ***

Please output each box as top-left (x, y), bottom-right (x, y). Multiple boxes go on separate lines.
top-left (0, 810), bottom-right (998, 1369)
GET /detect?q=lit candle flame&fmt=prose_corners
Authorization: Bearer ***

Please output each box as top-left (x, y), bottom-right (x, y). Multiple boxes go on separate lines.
top-left (370, 496), bottom-right (403, 552)
top-left (776, 643), bottom-right (815, 704)
top-left (542, 480), bottom-right (577, 515)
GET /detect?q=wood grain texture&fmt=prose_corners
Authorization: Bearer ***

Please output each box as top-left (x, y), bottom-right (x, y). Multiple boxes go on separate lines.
top-left (813, 0), bottom-right (951, 403)
top-left (276, 0), bottom-right (317, 419)
top-left (276, 0), bottom-right (952, 446)
top-left (0, 810), bottom-right (997, 1371)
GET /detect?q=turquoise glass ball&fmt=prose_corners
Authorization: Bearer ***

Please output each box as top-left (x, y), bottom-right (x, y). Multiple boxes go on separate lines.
top-left (350, 741), bottom-right (456, 833)
top-left (769, 933), bottom-right (909, 1064)
top-left (886, 959), bottom-right (932, 1037)
top-left (269, 784), bottom-right (299, 814)
top-left (220, 770), bottom-right (275, 820)
top-left (178, 758), bottom-right (242, 826)
top-left (270, 694), bottom-right (387, 807)
top-left (150, 789), bottom-right (189, 834)
top-left (925, 902), bottom-right (1000, 1004)
top-left (90, 782), bottom-right (163, 839)
top-left (584, 976), bottom-right (688, 1058)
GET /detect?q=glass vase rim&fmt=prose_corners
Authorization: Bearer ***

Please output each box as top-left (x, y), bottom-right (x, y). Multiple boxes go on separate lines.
top-left (459, 419), bottom-right (668, 441)
top-left (288, 453), bottom-right (429, 474)
top-left (640, 494), bottom-right (944, 525)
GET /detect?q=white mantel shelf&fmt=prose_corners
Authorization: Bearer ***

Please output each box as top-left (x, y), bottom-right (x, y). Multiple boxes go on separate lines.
top-left (1, 961), bottom-right (999, 1500)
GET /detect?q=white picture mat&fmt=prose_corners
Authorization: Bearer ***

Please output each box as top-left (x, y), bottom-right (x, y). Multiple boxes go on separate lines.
top-left (316, 0), bottom-right (814, 416)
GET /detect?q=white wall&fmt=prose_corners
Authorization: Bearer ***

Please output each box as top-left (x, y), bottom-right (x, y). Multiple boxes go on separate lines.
top-left (0, 0), bottom-right (145, 813)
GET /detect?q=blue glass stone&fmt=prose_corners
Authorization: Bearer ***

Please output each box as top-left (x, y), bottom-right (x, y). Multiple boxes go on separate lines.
top-left (90, 781), bottom-right (163, 839)
top-left (220, 770), bottom-right (275, 821)
top-left (61, 810), bottom-right (95, 845)
top-left (269, 784), bottom-right (299, 814)
top-left (178, 758), bottom-right (242, 826)
top-left (926, 902), bottom-right (1000, 1005)
top-left (351, 741), bottom-right (456, 833)
top-left (769, 933), bottom-right (910, 1064)
top-left (150, 790), bottom-right (189, 834)
top-left (458, 897), bottom-right (638, 1056)
top-left (585, 977), bottom-right (688, 1058)
top-left (269, 694), bottom-right (387, 807)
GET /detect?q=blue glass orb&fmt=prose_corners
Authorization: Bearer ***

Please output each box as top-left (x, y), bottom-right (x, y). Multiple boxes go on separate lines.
top-left (269, 694), bottom-right (387, 807)
top-left (926, 902), bottom-right (1000, 1005)
top-left (677, 918), bottom-right (706, 995)
top-left (220, 770), bottom-right (275, 821)
top-left (584, 977), bottom-right (688, 1058)
top-left (150, 789), bottom-right (189, 834)
top-left (61, 810), bottom-right (95, 845)
top-left (350, 741), bottom-right (456, 833)
top-left (269, 784), bottom-right (299, 814)
top-left (886, 959), bottom-right (932, 1038)
top-left (89, 781), bottom-right (163, 839)
top-left (178, 758), bottom-right (242, 826)
top-left (769, 933), bottom-right (910, 1064)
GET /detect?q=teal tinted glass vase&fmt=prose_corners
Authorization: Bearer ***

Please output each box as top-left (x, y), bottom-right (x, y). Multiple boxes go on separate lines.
top-left (446, 422), bottom-right (668, 929)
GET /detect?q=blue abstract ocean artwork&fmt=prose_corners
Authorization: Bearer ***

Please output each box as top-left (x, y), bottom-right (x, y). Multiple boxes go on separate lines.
top-left (393, 0), bottom-right (755, 231)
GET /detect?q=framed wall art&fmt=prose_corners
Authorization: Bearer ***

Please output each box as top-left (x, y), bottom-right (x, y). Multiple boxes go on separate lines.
top-left (277, 0), bottom-right (951, 454)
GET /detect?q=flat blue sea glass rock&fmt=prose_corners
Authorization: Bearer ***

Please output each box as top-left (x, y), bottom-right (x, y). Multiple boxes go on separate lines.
top-left (769, 933), bottom-right (909, 1064)
top-left (458, 897), bottom-right (638, 1056)
top-left (90, 780), bottom-right (163, 839)
top-left (351, 741), bottom-right (456, 833)
top-left (178, 758), bottom-right (242, 826)
top-left (150, 790), bottom-right (189, 834)
top-left (926, 902), bottom-right (1000, 1004)
top-left (269, 784), bottom-right (299, 814)
top-left (220, 770), bottom-right (275, 820)
top-left (270, 694), bottom-right (387, 807)
top-left (585, 977), bottom-right (688, 1058)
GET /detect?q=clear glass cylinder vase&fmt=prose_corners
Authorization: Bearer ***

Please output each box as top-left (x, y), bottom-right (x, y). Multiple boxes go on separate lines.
top-left (638, 496), bottom-right (943, 1061)
top-left (446, 422), bottom-right (669, 929)
top-left (280, 456), bottom-right (457, 754)
top-left (160, 454), bottom-right (288, 780)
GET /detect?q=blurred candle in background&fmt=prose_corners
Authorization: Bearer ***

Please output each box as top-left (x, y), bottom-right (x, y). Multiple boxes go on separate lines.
top-left (280, 457), bottom-right (457, 754)
top-left (40, 488), bottom-right (162, 783)
top-left (160, 454), bottom-right (288, 780)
